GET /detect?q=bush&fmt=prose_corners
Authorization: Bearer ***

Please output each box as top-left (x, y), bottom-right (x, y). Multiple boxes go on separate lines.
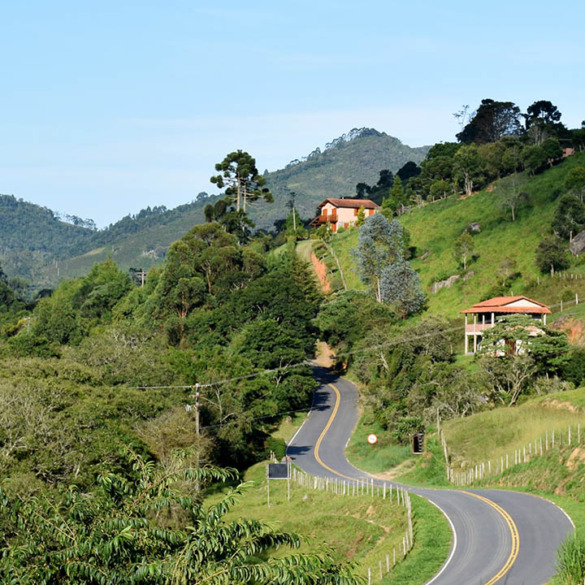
top-left (556, 534), bottom-right (585, 585)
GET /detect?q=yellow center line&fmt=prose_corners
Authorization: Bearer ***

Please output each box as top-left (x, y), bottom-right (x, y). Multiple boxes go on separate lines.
top-left (313, 383), bottom-right (357, 481)
top-left (314, 385), bottom-right (521, 585)
top-left (462, 491), bottom-right (520, 585)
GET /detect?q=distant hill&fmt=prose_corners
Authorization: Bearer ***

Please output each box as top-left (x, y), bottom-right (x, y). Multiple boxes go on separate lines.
top-left (0, 128), bottom-right (429, 288)
top-left (0, 193), bottom-right (223, 288)
top-left (255, 128), bottom-right (429, 227)
top-left (0, 195), bottom-right (95, 287)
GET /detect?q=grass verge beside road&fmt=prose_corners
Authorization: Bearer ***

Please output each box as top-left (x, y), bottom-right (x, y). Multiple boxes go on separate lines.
top-left (206, 462), bottom-right (451, 585)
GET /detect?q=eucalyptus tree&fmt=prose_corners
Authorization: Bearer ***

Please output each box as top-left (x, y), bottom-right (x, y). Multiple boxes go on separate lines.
top-left (354, 214), bottom-right (405, 302)
top-left (380, 257), bottom-right (425, 318)
top-left (456, 99), bottom-right (523, 144)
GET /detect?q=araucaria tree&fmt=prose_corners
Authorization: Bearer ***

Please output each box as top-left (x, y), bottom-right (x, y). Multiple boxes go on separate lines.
top-left (354, 214), bottom-right (405, 302)
top-left (210, 150), bottom-right (273, 212)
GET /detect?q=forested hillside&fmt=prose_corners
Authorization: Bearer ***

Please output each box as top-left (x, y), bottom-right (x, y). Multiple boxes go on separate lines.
top-left (0, 225), bottom-right (353, 581)
top-left (260, 128), bottom-right (429, 225)
top-left (0, 195), bottom-right (95, 286)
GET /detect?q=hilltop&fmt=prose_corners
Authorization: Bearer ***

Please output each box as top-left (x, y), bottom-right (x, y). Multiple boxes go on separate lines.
top-left (259, 128), bottom-right (429, 226)
top-left (0, 129), bottom-right (428, 289)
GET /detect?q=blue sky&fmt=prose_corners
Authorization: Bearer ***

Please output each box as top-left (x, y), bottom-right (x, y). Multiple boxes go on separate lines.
top-left (1, 0), bottom-right (584, 227)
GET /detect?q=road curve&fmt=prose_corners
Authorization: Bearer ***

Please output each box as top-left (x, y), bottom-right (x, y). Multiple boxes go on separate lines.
top-left (287, 367), bottom-right (573, 585)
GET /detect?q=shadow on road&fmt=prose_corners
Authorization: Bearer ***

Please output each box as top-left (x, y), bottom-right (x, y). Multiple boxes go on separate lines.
top-left (286, 445), bottom-right (311, 459)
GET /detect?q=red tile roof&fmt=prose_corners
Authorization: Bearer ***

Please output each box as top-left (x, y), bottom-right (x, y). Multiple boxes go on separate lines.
top-left (461, 296), bottom-right (551, 315)
top-left (317, 198), bottom-right (380, 210)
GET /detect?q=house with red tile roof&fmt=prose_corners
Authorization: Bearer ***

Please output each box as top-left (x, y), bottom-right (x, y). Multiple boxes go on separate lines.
top-left (310, 198), bottom-right (380, 233)
top-left (461, 296), bottom-right (551, 354)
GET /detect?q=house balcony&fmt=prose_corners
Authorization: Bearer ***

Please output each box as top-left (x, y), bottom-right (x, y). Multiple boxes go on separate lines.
top-left (465, 322), bottom-right (494, 334)
top-left (310, 212), bottom-right (338, 226)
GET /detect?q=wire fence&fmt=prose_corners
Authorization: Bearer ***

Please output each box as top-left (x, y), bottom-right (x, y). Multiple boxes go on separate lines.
top-left (440, 423), bottom-right (583, 487)
top-left (290, 468), bottom-right (413, 584)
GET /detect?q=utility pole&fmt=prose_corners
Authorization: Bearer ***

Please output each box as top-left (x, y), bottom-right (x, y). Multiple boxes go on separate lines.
top-left (187, 383), bottom-right (200, 436)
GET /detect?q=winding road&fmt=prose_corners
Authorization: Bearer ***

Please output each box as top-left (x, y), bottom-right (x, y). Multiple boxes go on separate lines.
top-left (287, 367), bottom-right (574, 585)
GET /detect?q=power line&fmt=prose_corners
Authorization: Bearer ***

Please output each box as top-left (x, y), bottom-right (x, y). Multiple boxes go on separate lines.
top-left (130, 295), bottom-right (573, 392)
top-left (130, 324), bottom-right (462, 392)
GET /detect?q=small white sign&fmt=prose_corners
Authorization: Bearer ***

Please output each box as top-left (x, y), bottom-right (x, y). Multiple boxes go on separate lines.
top-left (367, 433), bottom-right (378, 445)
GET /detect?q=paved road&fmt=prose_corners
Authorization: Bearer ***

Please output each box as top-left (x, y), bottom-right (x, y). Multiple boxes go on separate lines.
top-left (287, 367), bottom-right (574, 585)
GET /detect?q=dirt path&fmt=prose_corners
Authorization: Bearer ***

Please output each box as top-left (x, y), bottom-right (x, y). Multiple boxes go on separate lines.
top-left (296, 240), bottom-right (331, 293)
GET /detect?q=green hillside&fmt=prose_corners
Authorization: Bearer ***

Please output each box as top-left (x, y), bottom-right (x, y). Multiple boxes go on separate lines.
top-left (1, 129), bottom-right (427, 289)
top-left (0, 195), bottom-right (95, 287)
top-left (326, 151), bottom-right (585, 319)
top-left (54, 198), bottom-right (221, 282)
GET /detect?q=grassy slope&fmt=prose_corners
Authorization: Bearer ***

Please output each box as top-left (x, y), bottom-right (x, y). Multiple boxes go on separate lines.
top-left (328, 152), bottom-right (585, 319)
top-left (207, 461), bottom-right (449, 584)
top-left (444, 388), bottom-right (585, 468)
top-left (438, 388), bottom-right (585, 585)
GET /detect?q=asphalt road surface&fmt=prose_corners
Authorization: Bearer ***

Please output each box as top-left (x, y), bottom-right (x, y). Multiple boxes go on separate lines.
top-left (287, 367), bottom-right (574, 585)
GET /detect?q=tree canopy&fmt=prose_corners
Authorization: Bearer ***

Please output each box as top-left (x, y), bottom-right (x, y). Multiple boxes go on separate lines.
top-left (456, 99), bottom-right (523, 145)
top-left (210, 150), bottom-right (273, 213)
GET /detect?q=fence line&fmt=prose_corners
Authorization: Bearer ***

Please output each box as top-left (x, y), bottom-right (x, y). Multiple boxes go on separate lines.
top-left (441, 423), bottom-right (583, 487)
top-left (289, 468), bottom-right (413, 582)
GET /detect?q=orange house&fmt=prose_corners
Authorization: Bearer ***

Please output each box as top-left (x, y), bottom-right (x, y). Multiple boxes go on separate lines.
top-left (461, 296), bottom-right (551, 354)
top-left (310, 198), bottom-right (380, 233)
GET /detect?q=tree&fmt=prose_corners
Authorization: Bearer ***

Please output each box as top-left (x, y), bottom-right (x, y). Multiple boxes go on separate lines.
top-left (396, 161), bottom-right (421, 182)
top-left (359, 170), bottom-right (395, 205)
top-left (552, 194), bottom-right (585, 240)
top-left (565, 167), bottom-right (585, 202)
top-left (383, 175), bottom-right (405, 214)
top-left (500, 139), bottom-right (524, 175)
top-left (477, 315), bottom-right (569, 404)
top-left (541, 137), bottom-right (563, 166)
top-left (0, 450), bottom-right (356, 584)
top-left (496, 257), bottom-right (519, 287)
top-left (536, 234), bottom-right (570, 275)
top-left (497, 179), bottom-right (530, 222)
top-left (457, 99), bottom-right (523, 144)
top-left (523, 100), bottom-right (566, 144)
top-left (380, 257), bottom-right (425, 318)
top-left (572, 129), bottom-right (585, 152)
top-left (453, 145), bottom-right (485, 196)
top-left (286, 191), bottom-right (297, 232)
top-left (429, 179), bottom-right (451, 201)
top-left (210, 150), bottom-right (273, 212)
top-left (353, 214), bottom-right (405, 303)
top-left (478, 352), bottom-right (536, 406)
top-left (521, 144), bottom-right (547, 175)
top-left (452, 232), bottom-right (475, 270)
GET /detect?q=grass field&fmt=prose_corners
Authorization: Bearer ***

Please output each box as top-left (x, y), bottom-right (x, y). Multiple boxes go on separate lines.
top-left (345, 409), bottom-right (414, 474)
top-left (325, 153), bottom-right (585, 319)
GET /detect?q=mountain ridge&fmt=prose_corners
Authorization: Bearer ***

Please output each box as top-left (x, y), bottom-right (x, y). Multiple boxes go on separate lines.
top-left (0, 128), bottom-right (429, 287)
